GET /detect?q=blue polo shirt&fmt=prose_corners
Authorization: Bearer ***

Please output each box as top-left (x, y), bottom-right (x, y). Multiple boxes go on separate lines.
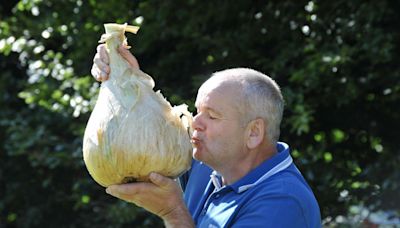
top-left (180, 142), bottom-right (321, 228)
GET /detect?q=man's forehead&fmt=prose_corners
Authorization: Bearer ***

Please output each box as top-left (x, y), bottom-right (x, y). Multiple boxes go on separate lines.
top-left (199, 77), bottom-right (241, 94)
top-left (195, 80), bottom-right (241, 108)
top-left (194, 87), bottom-right (213, 108)
top-left (196, 80), bottom-right (219, 104)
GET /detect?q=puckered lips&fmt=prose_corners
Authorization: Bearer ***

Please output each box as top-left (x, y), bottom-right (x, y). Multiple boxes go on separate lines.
top-left (191, 135), bottom-right (202, 148)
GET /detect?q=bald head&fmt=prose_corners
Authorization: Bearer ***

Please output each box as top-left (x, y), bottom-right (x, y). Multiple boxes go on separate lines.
top-left (198, 68), bottom-right (284, 144)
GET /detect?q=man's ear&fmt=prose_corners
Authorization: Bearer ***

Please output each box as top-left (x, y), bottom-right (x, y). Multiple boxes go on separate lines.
top-left (246, 118), bottom-right (265, 149)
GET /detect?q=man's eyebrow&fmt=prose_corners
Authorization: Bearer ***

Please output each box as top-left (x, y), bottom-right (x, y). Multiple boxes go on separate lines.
top-left (195, 104), bottom-right (220, 114)
top-left (204, 106), bottom-right (222, 116)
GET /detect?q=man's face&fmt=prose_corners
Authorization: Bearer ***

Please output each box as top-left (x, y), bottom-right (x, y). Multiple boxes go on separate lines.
top-left (191, 80), bottom-right (247, 170)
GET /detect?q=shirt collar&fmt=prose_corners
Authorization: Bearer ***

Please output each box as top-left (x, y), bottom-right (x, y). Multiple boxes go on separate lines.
top-left (210, 142), bottom-right (293, 193)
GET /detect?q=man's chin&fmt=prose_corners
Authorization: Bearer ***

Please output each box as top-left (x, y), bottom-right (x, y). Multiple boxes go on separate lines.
top-left (192, 148), bottom-right (204, 162)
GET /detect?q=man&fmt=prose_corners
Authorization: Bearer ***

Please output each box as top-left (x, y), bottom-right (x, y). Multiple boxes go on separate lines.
top-left (91, 44), bottom-right (321, 227)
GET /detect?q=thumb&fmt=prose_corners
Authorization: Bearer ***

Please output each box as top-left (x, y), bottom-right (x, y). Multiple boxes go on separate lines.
top-left (149, 172), bottom-right (171, 188)
top-left (118, 44), bottom-right (140, 69)
top-left (106, 183), bottom-right (138, 196)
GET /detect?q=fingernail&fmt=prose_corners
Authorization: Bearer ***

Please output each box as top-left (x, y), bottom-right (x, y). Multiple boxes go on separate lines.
top-left (106, 187), bottom-right (111, 194)
top-left (150, 172), bottom-right (160, 181)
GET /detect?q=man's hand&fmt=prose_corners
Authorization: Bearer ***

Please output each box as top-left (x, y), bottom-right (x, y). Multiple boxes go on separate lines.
top-left (106, 172), bottom-right (194, 228)
top-left (90, 44), bottom-right (140, 82)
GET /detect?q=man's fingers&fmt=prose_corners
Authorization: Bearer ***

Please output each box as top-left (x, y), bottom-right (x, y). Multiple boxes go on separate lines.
top-left (97, 44), bottom-right (109, 64)
top-left (92, 45), bottom-right (110, 82)
top-left (149, 172), bottom-right (172, 188)
top-left (94, 54), bottom-right (110, 74)
top-left (106, 184), bottom-right (139, 202)
top-left (91, 65), bottom-right (100, 81)
top-left (91, 44), bottom-right (139, 83)
top-left (91, 64), bottom-right (108, 82)
top-left (106, 184), bottom-right (139, 196)
top-left (92, 53), bottom-right (110, 81)
top-left (118, 44), bottom-right (140, 69)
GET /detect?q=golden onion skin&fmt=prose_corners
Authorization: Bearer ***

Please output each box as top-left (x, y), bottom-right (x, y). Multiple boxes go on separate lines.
top-left (82, 23), bottom-right (192, 187)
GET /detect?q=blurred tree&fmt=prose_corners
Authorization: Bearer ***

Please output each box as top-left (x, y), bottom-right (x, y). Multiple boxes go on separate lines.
top-left (1, 0), bottom-right (399, 227)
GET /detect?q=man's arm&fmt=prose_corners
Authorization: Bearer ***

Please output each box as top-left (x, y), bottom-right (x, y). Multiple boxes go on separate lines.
top-left (106, 172), bottom-right (194, 228)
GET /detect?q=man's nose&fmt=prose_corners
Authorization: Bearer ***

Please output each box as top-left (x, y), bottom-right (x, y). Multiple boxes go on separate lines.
top-left (192, 114), bottom-right (204, 131)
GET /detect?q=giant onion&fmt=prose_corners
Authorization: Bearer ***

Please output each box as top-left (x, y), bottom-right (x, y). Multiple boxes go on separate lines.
top-left (82, 23), bottom-right (192, 187)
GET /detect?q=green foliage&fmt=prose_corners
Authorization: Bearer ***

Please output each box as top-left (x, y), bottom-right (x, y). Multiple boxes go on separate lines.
top-left (1, 0), bottom-right (399, 227)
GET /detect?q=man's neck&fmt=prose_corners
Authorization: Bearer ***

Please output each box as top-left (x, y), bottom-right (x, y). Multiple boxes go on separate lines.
top-left (219, 143), bottom-right (277, 185)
